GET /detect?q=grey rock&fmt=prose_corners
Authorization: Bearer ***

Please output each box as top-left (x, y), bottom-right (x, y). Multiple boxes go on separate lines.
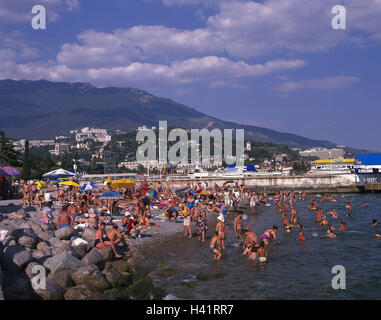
top-left (64, 284), bottom-right (104, 300)
top-left (54, 226), bottom-right (75, 240)
top-left (82, 248), bottom-right (105, 270)
top-left (18, 236), bottom-right (36, 249)
top-left (35, 230), bottom-right (55, 242)
top-left (47, 252), bottom-right (85, 274)
top-left (37, 242), bottom-right (49, 251)
top-left (81, 229), bottom-right (96, 242)
top-left (96, 247), bottom-right (114, 261)
top-left (72, 265), bottom-right (110, 291)
top-left (71, 243), bottom-right (88, 260)
top-left (48, 270), bottom-right (74, 289)
top-left (34, 277), bottom-right (65, 300)
top-left (48, 237), bottom-right (62, 247)
top-left (2, 245), bottom-right (33, 273)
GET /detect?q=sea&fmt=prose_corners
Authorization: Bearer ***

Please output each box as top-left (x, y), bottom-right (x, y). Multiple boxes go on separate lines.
top-left (144, 193), bottom-right (381, 299)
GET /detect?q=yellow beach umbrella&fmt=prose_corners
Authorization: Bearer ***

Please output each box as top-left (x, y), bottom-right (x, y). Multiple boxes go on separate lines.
top-left (35, 181), bottom-right (47, 190)
top-left (200, 189), bottom-right (208, 196)
top-left (111, 179), bottom-right (136, 188)
top-left (59, 181), bottom-right (80, 187)
top-left (106, 176), bottom-right (112, 184)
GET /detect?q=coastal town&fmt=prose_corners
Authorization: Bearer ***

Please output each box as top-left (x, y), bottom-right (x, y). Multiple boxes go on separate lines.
top-left (1, 0), bottom-right (381, 306)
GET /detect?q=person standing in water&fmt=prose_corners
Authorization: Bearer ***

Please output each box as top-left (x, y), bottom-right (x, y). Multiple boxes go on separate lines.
top-left (209, 232), bottom-right (222, 260)
top-left (234, 211), bottom-right (244, 245)
top-left (216, 215), bottom-right (226, 251)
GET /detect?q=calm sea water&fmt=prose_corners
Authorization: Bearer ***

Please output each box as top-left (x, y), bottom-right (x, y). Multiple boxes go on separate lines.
top-left (145, 194), bottom-right (381, 300)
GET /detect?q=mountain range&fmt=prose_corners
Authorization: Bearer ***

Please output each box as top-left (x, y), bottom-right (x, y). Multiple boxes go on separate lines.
top-left (0, 79), bottom-right (337, 149)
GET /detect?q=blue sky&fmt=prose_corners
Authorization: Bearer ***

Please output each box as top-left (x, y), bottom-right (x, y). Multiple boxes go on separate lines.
top-left (0, 0), bottom-right (380, 150)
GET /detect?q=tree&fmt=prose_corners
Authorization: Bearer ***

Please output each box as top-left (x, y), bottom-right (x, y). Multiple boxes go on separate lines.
top-left (0, 130), bottom-right (19, 166)
top-left (22, 140), bottom-right (31, 180)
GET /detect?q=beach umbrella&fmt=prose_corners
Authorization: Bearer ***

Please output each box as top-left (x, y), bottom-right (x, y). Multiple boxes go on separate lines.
top-left (200, 189), bottom-right (208, 196)
top-left (111, 179), bottom-right (136, 188)
top-left (106, 176), bottom-right (111, 184)
top-left (0, 166), bottom-right (21, 177)
top-left (59, 181), bottom-right (80, 187)
top-left (43, 168), bottom-right (75, 178)
top-left (99, 192), bottom-right (123, 200)
top-left (35, 181), bottom-right (47, 190)
top-left (146, 188), bottom-right (158, 199)
top-left (80, 183), bottom-right (98, 192)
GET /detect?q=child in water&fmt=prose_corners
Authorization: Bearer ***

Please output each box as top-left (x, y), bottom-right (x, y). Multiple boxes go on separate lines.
top-left (297, 231), bottom-right (306, 242)
top-left (257, 241), bottom-right (268, 262)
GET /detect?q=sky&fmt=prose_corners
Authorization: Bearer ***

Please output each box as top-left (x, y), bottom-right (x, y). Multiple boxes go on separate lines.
top-left (0, 0), bottom-right (380, 151)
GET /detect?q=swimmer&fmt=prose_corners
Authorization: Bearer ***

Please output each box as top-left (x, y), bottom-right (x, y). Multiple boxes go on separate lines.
top-left (372, 219), bottom-right (378, 227)
top-left (326, 228), bottom-right (336, 238)
top-left (339, 221), bottom-right (347, 232)
top-left (297, 231), bottom-right (306, 242)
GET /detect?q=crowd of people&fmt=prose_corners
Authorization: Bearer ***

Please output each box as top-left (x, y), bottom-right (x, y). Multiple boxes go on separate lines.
top-left (14, 178), bottom-right (381, 262)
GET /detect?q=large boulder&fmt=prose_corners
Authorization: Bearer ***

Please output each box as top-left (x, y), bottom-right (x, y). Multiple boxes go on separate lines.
top-left (71, 244), bottom-right (88, 260)
top-left (41, 223), bottom-right (56, 232)
top-left (103, 267), bottom-right (132, 288)
top-left (48, 237), bottom-right (62, 247)
top-left (18, 236), bottom-right (36, 249)
top-left (46, 252), bottom-right (85, 274)
top-left (81, 229), bottom-right (97, 242)
top-left (110, 260), bottom-right (131, 273)
top-left (72, 265), bottom-right (110, 291)
top-left (2, 245), bottom-right (33, 273)
top-left (96, 247), bottom-right (114, 261)
top-left (54, 226), bottom-right (75, 240)
top-left (33, 277), bottom-right (65, 300)
top-left (35, 231), bottom-right (55, 242)
top-left (48, 270), bottom-right (74, 289)
top-left (37, 242), bottom-right (50, 251)
top-left (64, 284), bottom-right (104, 300)
top-left (81, 248), bottom-right (105, 270)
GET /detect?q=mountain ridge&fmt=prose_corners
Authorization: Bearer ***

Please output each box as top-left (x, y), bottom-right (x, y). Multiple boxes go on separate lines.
top-left (0, 79), bottom-right (336, 149)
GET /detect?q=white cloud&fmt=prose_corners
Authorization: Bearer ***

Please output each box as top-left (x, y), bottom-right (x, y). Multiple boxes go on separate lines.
top-left (278, 75), bottom-right (360, 92)
top-left (0, 55), bottom-right (305, 89)
top-left (0, 0), bottom-right (79, 23)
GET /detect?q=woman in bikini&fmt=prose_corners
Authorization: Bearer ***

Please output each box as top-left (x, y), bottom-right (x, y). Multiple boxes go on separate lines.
top-left (260, 226), bottom-right (280, 245)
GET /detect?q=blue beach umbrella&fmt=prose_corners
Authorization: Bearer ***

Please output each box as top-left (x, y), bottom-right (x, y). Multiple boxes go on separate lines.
top-left (80, 183), bottom-right (98, 192)
top-left (99, 192), bottom-right (123, 200)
